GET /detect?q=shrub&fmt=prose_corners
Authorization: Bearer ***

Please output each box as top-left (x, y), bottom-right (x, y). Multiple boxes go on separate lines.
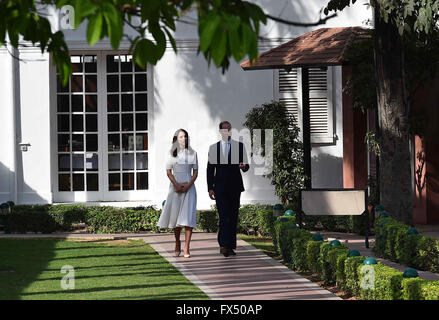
top-left (273, 215), bottom-right (296, 255)
top-left (274, 217), bottom-right (298, 264)
top-left (421, 280), bottom-right (439, 300)
top-left (358, 263), bottom-right (403, 300)
top-left (84, 206), bottom-right (162, 233)
top-left (7, 205), bottom-right (57, 233)
top-left (319, 242), bottom-right (349, 285)
top-left (401, 278), bottom-right (426, 300)
top-left (197, 210), bottom-right (218, 232)
top-left (290, 229), bottom-right (312, 271)
top-left (306, 240), bottom-right (324, 274)
top-left (238, 204), bottom-right (274, 237)
top-left (48, 204), bottom-right (87, 231)
top-left (416, 236), bottom-right (439, 273)
top-left (335, 252), bottom-right (349, 289)
top-left (344, 256), bottom-right (365, 296)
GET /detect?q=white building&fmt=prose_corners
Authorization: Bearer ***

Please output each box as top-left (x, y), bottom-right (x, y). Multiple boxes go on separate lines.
top-left (0, 1), bottom-right (371, 209)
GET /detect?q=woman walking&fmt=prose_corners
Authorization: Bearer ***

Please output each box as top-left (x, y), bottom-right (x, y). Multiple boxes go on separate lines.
top-left (157, 129), bottom-right (198, 258)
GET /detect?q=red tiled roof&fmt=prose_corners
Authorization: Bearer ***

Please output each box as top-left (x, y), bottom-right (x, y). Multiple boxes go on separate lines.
top-left (240, 26), bottom-right (372, 70)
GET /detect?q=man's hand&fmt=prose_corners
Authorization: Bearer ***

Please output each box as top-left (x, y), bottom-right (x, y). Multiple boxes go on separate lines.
top-left (239, 162), bottom-right (247, 170)
top-left (208, 189), bottom-right (215, 200)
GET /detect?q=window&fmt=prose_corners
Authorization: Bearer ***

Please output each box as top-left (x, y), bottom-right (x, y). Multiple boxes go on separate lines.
top-left (274, 67), bottom-right (334, 144)
top-left (55, 52), bottom-right (149, 195)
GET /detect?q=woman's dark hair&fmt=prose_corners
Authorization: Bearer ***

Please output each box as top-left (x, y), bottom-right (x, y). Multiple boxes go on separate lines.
top-left (171, 129), bottom-right (193, 157)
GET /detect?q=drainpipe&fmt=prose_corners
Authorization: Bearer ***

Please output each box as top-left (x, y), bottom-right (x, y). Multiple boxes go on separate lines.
top-left (7, 39), bottom-right (18, 205)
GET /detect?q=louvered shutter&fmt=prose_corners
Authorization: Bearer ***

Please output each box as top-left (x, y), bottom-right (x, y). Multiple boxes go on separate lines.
top-left (274, 67), bottom-right (334, 144)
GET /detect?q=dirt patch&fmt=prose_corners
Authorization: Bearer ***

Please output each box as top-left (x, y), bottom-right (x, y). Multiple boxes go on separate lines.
top-left (69, 239), bottom-right (131, 246)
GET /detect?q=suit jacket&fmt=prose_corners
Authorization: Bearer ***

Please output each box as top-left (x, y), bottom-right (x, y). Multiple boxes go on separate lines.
top-left (207, 139), bottom-right (250, 193)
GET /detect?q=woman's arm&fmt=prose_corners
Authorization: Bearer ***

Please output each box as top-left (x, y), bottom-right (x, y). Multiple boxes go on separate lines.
top-left (181, 169), bottom-right (198, 192)
top-left (167, 169), bottom-right (183, 193)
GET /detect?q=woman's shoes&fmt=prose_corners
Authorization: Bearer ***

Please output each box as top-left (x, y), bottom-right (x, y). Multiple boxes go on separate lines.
top-left (184, 253), bottom-right (190, 258)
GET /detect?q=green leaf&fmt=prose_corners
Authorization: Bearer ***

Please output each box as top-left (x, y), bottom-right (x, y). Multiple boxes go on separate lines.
top-left (211, 28), bottom-right (227, 66)
top-left (199, 15), bottom-right (221, 53)
top-left (102, 2), bottom-right (123, 50)
top-left (164, 27), bottom-right (177, 53)
top-left (87, 11), bottom-right (102, 46)
top-left (135, 38), bottom-right (157, 68)
top-left (228, 28), bottom-right (244, 62)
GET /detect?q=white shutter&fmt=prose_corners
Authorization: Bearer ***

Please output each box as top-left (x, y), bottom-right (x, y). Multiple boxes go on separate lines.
top-left (308, 67), bottom-right (334, 143)
top-left (274, 67), bottom-right (334, 144)
top-left (274, 68), bottom-right (303, 139)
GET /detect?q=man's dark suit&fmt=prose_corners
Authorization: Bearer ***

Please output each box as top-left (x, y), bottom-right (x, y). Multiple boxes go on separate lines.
top-left (207, 139), bottom-right (249, 251)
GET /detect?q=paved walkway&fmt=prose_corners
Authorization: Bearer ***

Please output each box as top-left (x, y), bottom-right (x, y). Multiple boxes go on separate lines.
top-left (0, 231), bottom-right (340, 300)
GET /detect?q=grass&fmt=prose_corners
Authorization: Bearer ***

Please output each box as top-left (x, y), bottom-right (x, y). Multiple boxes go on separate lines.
top-left (237, 233), bottom-right (357, 300)
top-left (0, 238), bottom-right (209, 300)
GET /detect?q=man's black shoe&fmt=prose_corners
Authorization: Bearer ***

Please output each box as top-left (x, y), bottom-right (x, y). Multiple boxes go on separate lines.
top-left (220, 247), bottom-right (229, 257)
top-left (228, 249), bottom-right (236, 256)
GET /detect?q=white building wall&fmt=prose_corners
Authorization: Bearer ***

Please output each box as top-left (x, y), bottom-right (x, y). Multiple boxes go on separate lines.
top-left (0, 1), bottom-right (371, 207)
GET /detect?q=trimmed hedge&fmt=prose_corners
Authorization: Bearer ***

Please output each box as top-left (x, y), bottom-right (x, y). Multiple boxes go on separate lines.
top-left (374, 216), bottom-right (439, 273)
top-left (306, 240), bottom-right (324, 274)
top-left (358, 263), bottom-right (403, 300)
top-left (343, 256), bottom-right (364, 296)
top-left (237, 204), bottom-right (274, 237)
top-left (273, 215), bottom-right (297, 262)
top-left (196, 210), bottom-right (218, 233)
top-left (301, 214), bottom-right (369, 235)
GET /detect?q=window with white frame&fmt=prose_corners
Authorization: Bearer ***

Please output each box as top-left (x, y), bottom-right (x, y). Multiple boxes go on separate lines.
top-left (274, 67), bottom-right (334, 144)
top-left (55, 52), bottom-right (149, 195)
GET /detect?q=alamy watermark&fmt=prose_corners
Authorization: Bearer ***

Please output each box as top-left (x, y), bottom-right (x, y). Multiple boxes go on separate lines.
top-left (60, 265), bottom-right (75, 290)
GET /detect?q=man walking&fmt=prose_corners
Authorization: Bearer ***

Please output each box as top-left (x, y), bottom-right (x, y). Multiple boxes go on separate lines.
top-left (207, 121), bottom-right (250, 257)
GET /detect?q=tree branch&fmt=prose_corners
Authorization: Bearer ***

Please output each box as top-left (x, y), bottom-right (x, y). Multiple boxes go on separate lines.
top-left (266, 12), bottom-right (338, 27)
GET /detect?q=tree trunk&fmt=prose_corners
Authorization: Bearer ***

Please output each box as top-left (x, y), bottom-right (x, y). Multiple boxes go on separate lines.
top-left (373, 6), bottom-right (413, 225)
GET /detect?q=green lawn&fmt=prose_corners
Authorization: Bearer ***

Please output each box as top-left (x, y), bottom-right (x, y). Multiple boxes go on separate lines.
top-left (238, 234), bottom-right (277, 258)
top-left (0, 238), bottom-right (209, 300)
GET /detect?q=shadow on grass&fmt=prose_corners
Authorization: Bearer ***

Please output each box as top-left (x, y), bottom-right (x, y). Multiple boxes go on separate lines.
top-left (0, 238), bottom-right (209, 300)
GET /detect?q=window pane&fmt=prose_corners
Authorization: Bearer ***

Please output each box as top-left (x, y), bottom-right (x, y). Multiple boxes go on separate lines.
top-left (84, 55), bottom-right (97, 73)
top-left (85, 95), bottom-right (97, 112)
top-left (122, 133), bottom-right (134, 151)
top-left (72, 134), bottom-right (84, 151)
top-left (57, 115), bottom-right (70, 132)
top-left (123, 173), bottom-right (134, 190)
top-left (108, 134), bottom-right (120, 151)
top-left (136, 133), bottom-right (148, 150)
top-left (109, 173), bottom-right (120, 191)
top-left (107, 75), bottom-right (119, 92)
top-left (59, 174), bottom-right (71, 191)
top-left (72, 115), bottom-right (83, 132)
top-left (136, 113), bottom-right (147, 131)
top-left (108, 154), bottom-right (120, 171)
top-left (73, 174), bottom-right (85, 191)
top-left (86, 114), bottom-right (98, 132)
top-left (107, 94), bottom-right (119, 112)
top-left (87, 174), bottom-right (99, 191)
top-left (71, 55), bottom-right (83, 72)
top-left (122, 153), bottom-right (134, 170)
top-left (106, 55), bottom-right (119, 73)
top-left (121, 55), bottom-right (133, 72)
top-left (85, 75), bottom-right (97, 92)
top-left (58, 134), bottom-right (70, 152)
top-left (71, 75), bottom-right (83, 92)
top-left (108, 114), bottom-right (119, 132)
top-left (86, 153), bottom-right (98, 171)
top-left (135, 74), bottom-right (147, 91)
top-left (86, 134), bottom-right (98, 152)
top-left (72, 154), bottom-right (84, 171)
top-left (135, 93), bottom-right (147, 111)
top-left (122, 114), bottom-right (133, 131)
top-left (57, 95), bottom-right (69, 112)
top-left (57, 76), bottom-right (69, 92)
top-left (121, 74), bottom-right (132, 92)
top-left (136, 153), bottom-right (148, 170)
top-left (121, 94), bottom-right (133, 111)
top-left (71, 95), bottom-right (83, 112)
top-left (58, 154), bottom-right (70, 171)
top-left (137, 172), bottom-right (148, 190)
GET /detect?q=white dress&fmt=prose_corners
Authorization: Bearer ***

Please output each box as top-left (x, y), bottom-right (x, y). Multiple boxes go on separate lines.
top-left (157, 148), bottom-right (198, 229)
